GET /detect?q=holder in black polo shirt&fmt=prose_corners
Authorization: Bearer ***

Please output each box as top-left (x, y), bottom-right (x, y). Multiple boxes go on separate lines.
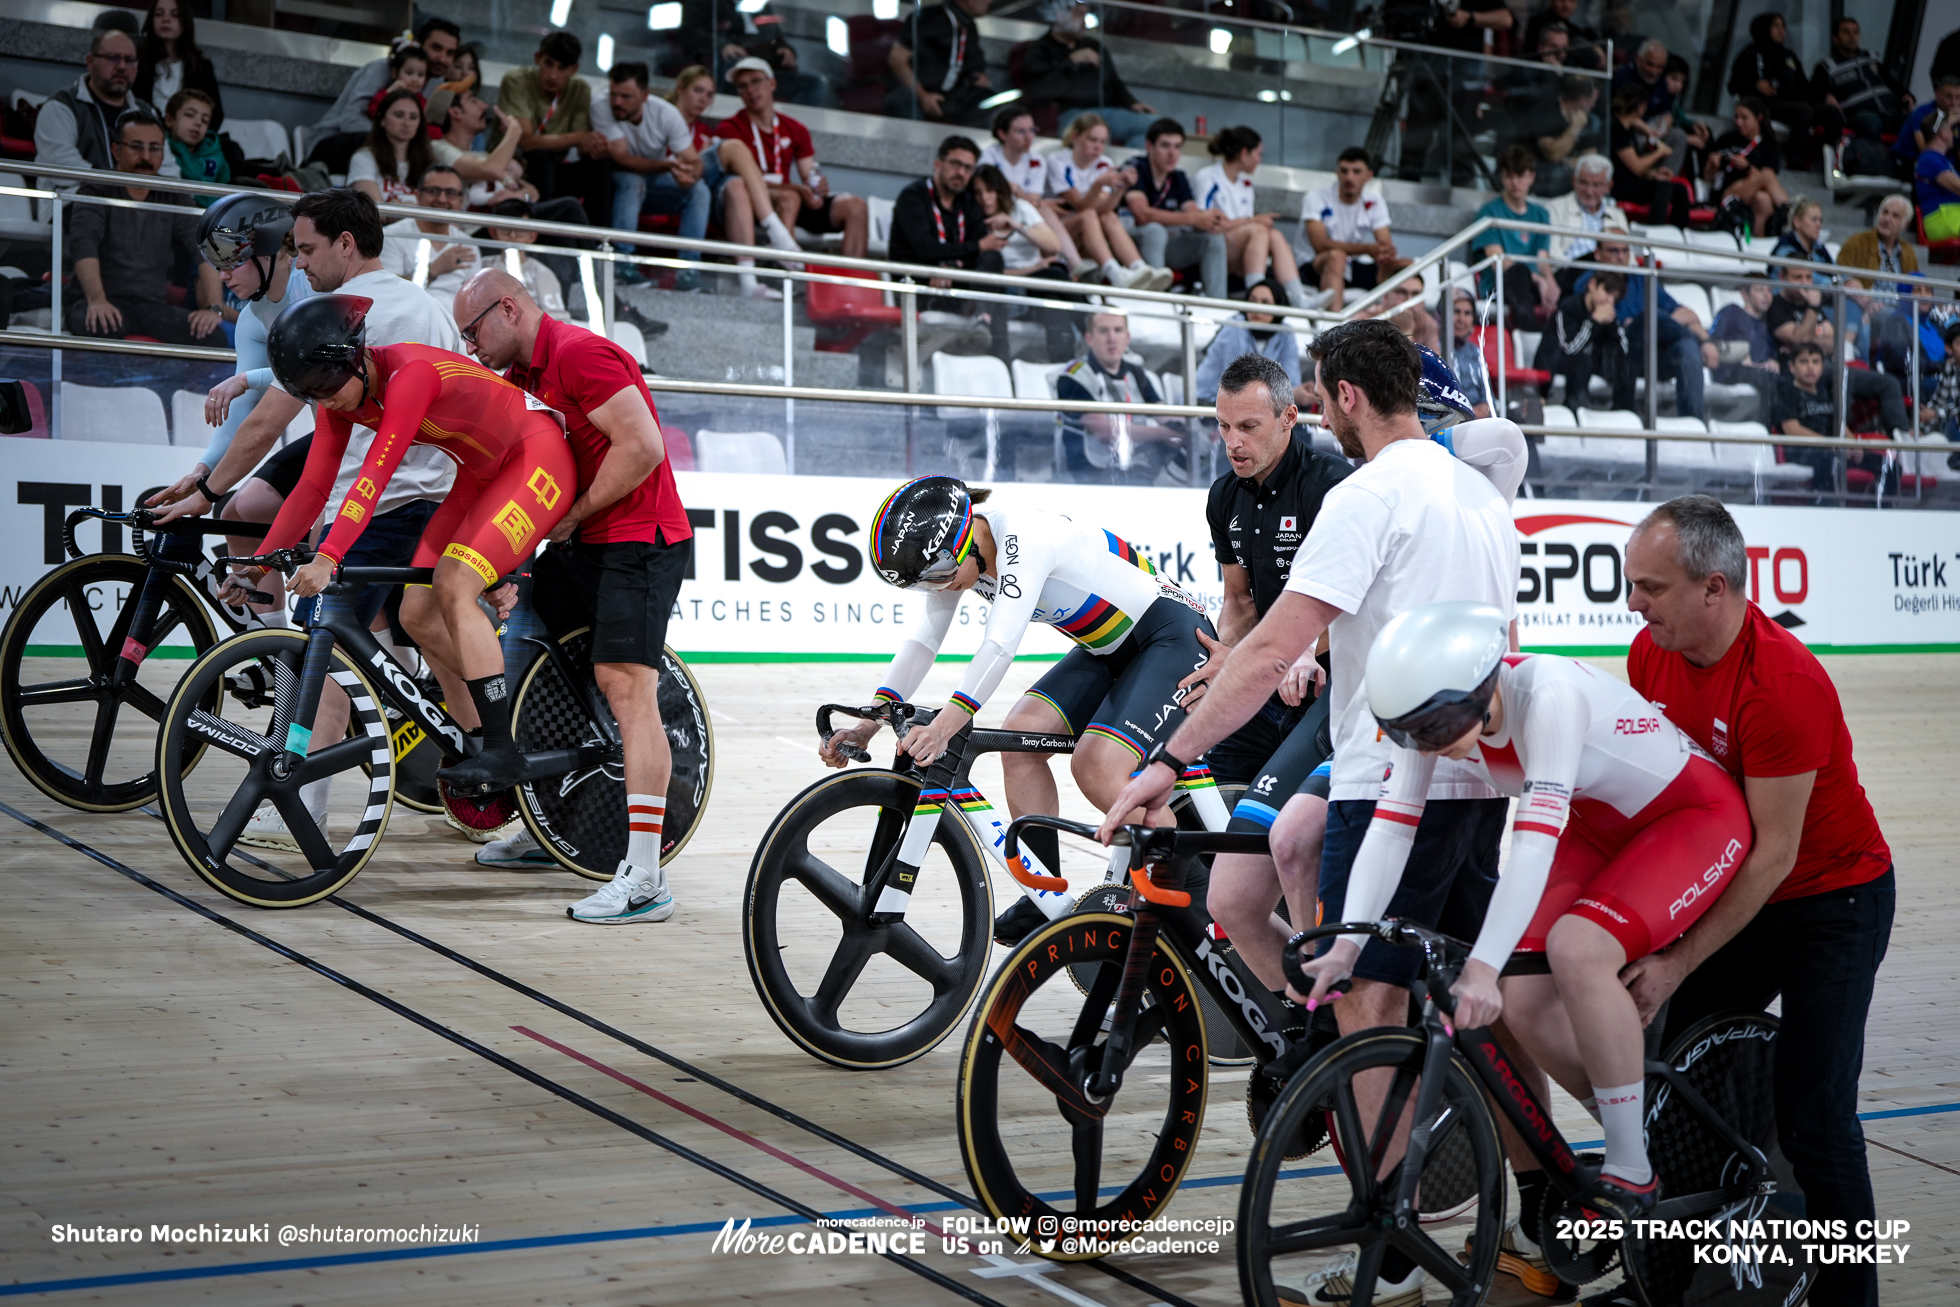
top-left (1206, 432), bottom-right (1352, 618)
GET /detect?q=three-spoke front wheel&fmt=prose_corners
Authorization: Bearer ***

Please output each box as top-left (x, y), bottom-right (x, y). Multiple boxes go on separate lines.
top-left (744, 769), bottom-right (992, 1069)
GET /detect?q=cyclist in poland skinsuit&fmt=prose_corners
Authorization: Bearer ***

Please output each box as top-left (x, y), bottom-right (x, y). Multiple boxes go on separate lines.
top-left (1290, 601), bottom-right (1752, 1227)
top-left (820, 477), bottom-right (1217, 943)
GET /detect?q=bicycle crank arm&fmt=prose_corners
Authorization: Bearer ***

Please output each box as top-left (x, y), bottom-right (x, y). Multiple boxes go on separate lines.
top-left (520, 744), bottom-right (616, 780)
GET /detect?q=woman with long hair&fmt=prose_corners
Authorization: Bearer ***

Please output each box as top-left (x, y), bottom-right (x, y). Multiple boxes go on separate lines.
top-left (1704, 97), bottom-right (1789, 234)
top-left (350, 89), bottom-right (433, 205)
top-left (1043, 114), bottom-right (1164, 289)
top-left (1196, 125), bottom-right (1310, 307)
top-left (135, 0), bottom-right (223, 129)
top-left (666, 64), bottom-right (802, 298)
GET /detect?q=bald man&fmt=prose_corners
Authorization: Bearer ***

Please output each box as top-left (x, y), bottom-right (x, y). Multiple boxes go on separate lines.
top-left (451, 269), bottom-right (697, 925)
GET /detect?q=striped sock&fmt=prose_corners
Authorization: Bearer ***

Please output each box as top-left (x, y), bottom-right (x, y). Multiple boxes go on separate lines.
top-left (626, 793), bottom-right (664, 870)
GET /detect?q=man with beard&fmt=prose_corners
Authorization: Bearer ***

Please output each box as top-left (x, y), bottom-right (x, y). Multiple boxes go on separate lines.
top-left (1099, 318), bottom-right (1519, 1306)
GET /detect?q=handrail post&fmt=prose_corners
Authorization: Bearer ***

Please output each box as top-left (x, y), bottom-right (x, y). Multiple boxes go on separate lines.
top-left (1834, 280), bottom-right (1849, 503)
top-left (1493, 256), bottom-right (1506, 422)
top-left (1912, 291), bottom-right (1922, 502)
top-left (783, 277), bottom-right (796, 475)
top-left (599, 239), bottom-right (615, 340)
top-left (1643, 247), bottom-right (1658, 488)
top-left (1181, 308), bottom-right (1200, 486)
top-left (49, 192), bottom-right (61, 441)
top-left (902, 288), bottom-right (920, 395)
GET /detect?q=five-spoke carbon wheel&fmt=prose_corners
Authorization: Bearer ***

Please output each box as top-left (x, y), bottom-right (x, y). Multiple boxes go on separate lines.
top-left (744, 768), bottom-right (991, 1069)
top-left (1, 554), bottom-right (220, 811)
top-left (156, 629), bottom-right (393, 908)
top-left (1238, 1028), bottom-right (1505, 1307)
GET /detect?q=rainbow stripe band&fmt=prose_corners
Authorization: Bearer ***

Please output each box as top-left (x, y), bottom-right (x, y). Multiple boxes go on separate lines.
top-left (1055, 595), bottom-right (1135, 650)
top-left (1175, 764), bottom-right (1217, 790)
top-left (1084, 722), bottom-right (1146, 761)
top-left (948, 786), bottom-right (991, 812)
top-left (1025, 689), bottom-right (1074, 734)
top-left (949, 691), bottom-right (981, 717)
top-left (871, 478), bottom-right (973, 583)
top-left (913, 788), bottom-right (949, 816)
top-left (1104, 530), bottom-right (1158, 575)
top-left (874, 686), bottom-right (902, 703)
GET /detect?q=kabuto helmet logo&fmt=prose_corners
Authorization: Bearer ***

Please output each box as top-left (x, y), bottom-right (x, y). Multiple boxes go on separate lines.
top-left (868, 476), bottom-right (975, 589)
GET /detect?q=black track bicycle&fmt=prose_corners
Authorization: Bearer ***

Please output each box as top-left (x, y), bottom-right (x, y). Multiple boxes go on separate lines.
top-left (1237, 921), bottom-right (1799, 1307)
top-left (153, 547), bottom-right (712, 908)
top-left (743, 700), bottom-right (1247, 1072)
top-left (950, 816), bottom-right (1485, 1262)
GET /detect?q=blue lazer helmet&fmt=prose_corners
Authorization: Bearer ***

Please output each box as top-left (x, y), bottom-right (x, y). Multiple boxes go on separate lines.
top-left (1414, 343), bottom-right (1475, 437)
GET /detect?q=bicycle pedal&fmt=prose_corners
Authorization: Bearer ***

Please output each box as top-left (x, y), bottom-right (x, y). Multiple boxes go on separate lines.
top-left (224, 664), bottom-right (274, 707)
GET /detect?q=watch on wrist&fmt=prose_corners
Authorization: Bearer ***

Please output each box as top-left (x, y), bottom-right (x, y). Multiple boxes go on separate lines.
top-left (195, 475), bottom-right (219, 503)
top-left (1144, 740), bottom-right (1188, 778)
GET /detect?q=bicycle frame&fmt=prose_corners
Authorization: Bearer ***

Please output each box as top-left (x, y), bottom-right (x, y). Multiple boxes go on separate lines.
top-left (61, 508), bottom-right (270, 671)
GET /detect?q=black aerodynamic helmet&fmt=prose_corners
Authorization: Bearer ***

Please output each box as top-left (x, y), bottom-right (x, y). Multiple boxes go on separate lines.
top-left (198, 193), bottom-right (295, 301)
top-left (871, 476), bottom-right (975, 589)
top-left (267, 294), bottom-right (372, 401)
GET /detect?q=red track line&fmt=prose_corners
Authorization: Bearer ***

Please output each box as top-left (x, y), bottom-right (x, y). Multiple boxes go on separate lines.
top-left (514, 1025), bottom-right (951, 1239)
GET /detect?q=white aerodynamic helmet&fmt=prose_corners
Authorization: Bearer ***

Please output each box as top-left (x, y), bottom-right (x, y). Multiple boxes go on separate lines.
top-left (1365, 601), bottom-right (1510, 750)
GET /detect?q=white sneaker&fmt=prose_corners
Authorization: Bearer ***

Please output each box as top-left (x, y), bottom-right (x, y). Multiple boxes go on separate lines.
top-left (1111, 263), bottom-right (1153, 290)
top-left (1141, 265), bottom-right (1176, 293)
top-left (740, 277), bottom-right (784, 301)
top-left (1304, 287), bottom-right (1336, 310)
top-left (476, 827), bottom-right (557, 869)
top-left (567, 860), bottom-right (675, 924)
top-left (1069, 258), bottom-right (1102, 282)
top-left (1279, 1252), bottom-right (1426, 1307)
top-left (240, 801), bottom-right (327, 852)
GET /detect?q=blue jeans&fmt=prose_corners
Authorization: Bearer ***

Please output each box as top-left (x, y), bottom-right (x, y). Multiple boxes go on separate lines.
top-left (612, 163), bottom-right (712, 259)
top-left (1131, 222), bottom-right (1228, 298)
top-left (1661, 867), bottom-right (1894, 1307)
top-left (293, 499), bottom-right (438, 633)
top-left (1058, 106), bottom-right (1153, 148)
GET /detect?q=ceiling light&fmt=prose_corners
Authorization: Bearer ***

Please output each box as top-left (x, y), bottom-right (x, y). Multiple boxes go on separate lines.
top-left (648, 2), bottom-right (681, 31)
top-left (596, 33), bottom-right (614, 69)
top-left (1209, 27), bottom-right (1232, 54)
top-left (826, 15), bottom-right (849, 56)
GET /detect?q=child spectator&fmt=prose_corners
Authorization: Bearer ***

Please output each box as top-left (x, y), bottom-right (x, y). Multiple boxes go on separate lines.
top-left (1705, 97), bottom-right (1789, 235)
top-left (1771, 340), bottom-right (1843, 489)
top-left (1710, 272), bottom-right (1782, 419)
top-left (163, 88), bottom-right (226, 204)
top-left (368, 43), bottom-right (429, 122)
top-left (1474, 145), bottom-right (1558, 329)
top-left (1537, 270), bottom-right (1634, 409)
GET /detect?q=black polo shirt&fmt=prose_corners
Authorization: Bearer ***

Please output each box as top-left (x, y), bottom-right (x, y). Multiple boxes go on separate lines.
top-left (1206, 433), bottom-right (1352, 616)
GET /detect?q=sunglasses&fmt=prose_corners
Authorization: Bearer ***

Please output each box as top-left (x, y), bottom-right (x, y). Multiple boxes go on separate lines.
top-left (418, 186), bottom-right (465, 202)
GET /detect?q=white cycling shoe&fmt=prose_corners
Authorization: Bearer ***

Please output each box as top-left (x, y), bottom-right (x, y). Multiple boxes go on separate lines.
top-left (475, 827), bottom-right (557, 869)
top-left (239, 793), bottom-right (329, 852)
top-left (1279, 1252), bottom-right (1426, 1307)
top-left (567, 861), bottom-right (675, 925)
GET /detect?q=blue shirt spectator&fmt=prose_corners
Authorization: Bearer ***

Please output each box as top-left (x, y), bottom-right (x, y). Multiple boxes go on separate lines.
top-left (1195, 292), bottom-right (1300, 404)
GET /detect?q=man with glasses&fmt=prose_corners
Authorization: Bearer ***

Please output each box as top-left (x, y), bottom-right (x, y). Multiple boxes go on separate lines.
top-left (35, 28), bottom-right (183, 186)
top-left (64, 112), bottom-right (220, 344)
top-left (380, 166), bottom-right (479, 314)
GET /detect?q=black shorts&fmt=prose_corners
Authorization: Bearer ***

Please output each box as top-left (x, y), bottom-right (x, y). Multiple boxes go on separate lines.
top-left (530, 536), bottom-right (688, 668)
top-left (796, 196), bottom-right (841, 234)
top-left (1308, 258), bottom-right (1381, 291)
top-left (1226, 690), bottom-right (1333, 835)
top-left (250, 434), bottom-right (311, 499)
top-left (1025, 596), bottom-right (1213, 763)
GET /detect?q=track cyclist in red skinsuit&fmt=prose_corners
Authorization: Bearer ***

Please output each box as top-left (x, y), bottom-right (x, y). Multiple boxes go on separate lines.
top-left (255, 293), bottom-right (576, 795)
top-left (1290, 600), bottom-right (1753, 1229)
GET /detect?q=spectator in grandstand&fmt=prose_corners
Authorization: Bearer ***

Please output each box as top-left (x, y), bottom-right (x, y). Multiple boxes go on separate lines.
top-left (1193, 126), bottom-right (1314, 307)
top-left (368, 43), bottom-right (430, 122)
top-left (1892, 75), bottom-right (1959, 180)
top-left (1609, 84), bottom-right (1692, 227)
top-left (1301, 147), bottom-right (1409, 313)
top-left (1370, 277), bottom-right (1442, 354)
top-left (1915, 112), bottom-right (1960, 244)
top-left (1767, 265), bottom-right (1830, 367)
top-left (595, 61), bottom-right (706, 290)
top-left (1403, 0), bottom-right (1512, 184)
top-left (972, 162), bottom-right (1061, 275)
top-left (1705, 97), bottom-right (1790, 236)
top-left (35, 28), bottom-right (184, 189)
top-left (426, 86), bottom-right (526, 209)
top-left (888, 0), bottom-right (994, 126)
top-left (1056, 309), bottom-right (1186, 482)
top-left (1612, 39), bottom-right (1709, 174)
top-left (445, 44), bottom-right (483, 97)
top-left (1545, 153), bottom-right (1624, 283)
top-left (1919, 319), bottom-right (1960, 468)
top-left (1575, 232), bottom-right (1717, 419)
top-left (890, 136), bottom-right (1009, 356)
top-left (1728, 13), bottom-right (1840, 163)
top-left (980, 106), bottom-right (1095, 280)
top-left (1771, 196), bottom-right (1834, 268)
top-left (1445, 287), bottom-right (1494, 418)
top-left (1537, 269), bottom-right (1634, 409)
top-left (348, 90), bottom-right (432, 207)
top-left (1474, 146), bottom-right (1559, 331)
top-left (663, 64), bottom-right (803, 299)
top-left (1771, 340), bottom-right (1847, 488)
top-left (484, 199), bottom-right (568, 316)
top-left (1497, 20), bottom-right (1571, 115)
top-left (495, 32), bottom-right (614, 231)
top-left (1043, 113), bottom-right (1168, 290)
top-left (380, 165), bottom-right (477, 314)
top-left (311, 20), bottom-right (460, 154)
top-left (1508, 73), bottom-right (1600, 197)
top-left (1710, 272), bottom-right (1782, 420)
top-left (1524, 0), bottom-right (1604, 70)
top-left (65, 112), bottom-right (223, 345)
top-left (134, 0), bottom-right (221, 130)
top-left (1812, 17), bottom-right (1909, 150)
top-left (1840, 195), bottom-right (1919, 356)
top-left (163, 89), bottom-right (226, 204)
top-left (720, 57), bottom-right (871, 271)
top-left (1019, 0), bottom-right (1155, 147)
top-left (1119, 119), bottom-right (1228, 300)
top-left (1195, 282), bottom-right (1310, 407)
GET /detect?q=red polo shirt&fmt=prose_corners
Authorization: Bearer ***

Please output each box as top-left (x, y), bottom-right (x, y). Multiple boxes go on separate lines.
top-left (1628, 603), bottom-right (1890, 903)
top-left (505, 314), bottom-right (692, 547)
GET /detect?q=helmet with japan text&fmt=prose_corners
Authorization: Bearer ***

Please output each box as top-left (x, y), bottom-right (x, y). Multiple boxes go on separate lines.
top-left (267, 294), bottom-right (372, 401)
top-left (1366, 600), bottom-right (1509, 751)
top-left (871, 476), bottom-right (975, 590)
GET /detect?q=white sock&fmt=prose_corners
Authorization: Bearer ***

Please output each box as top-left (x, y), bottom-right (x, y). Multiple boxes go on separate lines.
top-left (626, 793), bottom-right (664, 870)
top-left (760, 212), bottom-right (800, 251)
top-left (1282, 278), bottom-right (1310, 309)
top-left (1127, 258), bottom-right (1150, 272)
top-left (248, 607), bottom-right (288, 630)
top-left (1578, 1093), bottom-right (1603, 1123)
top-left (1101, 258), bottom-right (1124, 281)
top-left (299, 776), bottom-right (331, 826)
top-left (1246, 272), bottom-right (1266, 288)
top-left (1594, 1081), bottom-right (1652, 1185)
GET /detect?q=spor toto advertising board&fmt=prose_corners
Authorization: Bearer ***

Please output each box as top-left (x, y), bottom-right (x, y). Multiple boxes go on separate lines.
top-left (4, 440), bottom-right (1958, 658)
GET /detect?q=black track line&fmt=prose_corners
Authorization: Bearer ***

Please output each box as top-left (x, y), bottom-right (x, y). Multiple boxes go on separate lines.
top-left (3, 801), bottom-right (1012, 1307)
top-left (143, 809), bottom-right (1210, 1307)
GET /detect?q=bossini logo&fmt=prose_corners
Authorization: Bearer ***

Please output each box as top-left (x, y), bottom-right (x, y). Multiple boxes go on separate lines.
top-left (1193, 936), bottom-right (1286, 1056)
top-left (369, 650), bottom-right (468, 751)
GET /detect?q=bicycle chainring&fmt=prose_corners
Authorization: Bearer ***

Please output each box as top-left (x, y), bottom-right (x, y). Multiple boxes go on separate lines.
top-left (1539, 1171), bottom-right (1624, 1286)
top-left (440, 780), bottom-right (518, 834)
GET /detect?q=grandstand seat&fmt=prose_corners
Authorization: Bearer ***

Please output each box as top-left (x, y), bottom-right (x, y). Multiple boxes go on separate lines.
top-left (866, 195), bottom-right (895, 257)
top-left (693, 429), bottom-right (785, 475)
top-left (1653, 415), bottom-right (1716, 478)
top-left (1012, 358), bottom-right (1066, 400)
top-left (806, 264), bottom-right (900, 352)
top-left (1709, 420), bottom-right (1813, 493)
top-left (223, 119), bottom-right (290, 164)
top-left (1476, 324), bottom-right (1549, 391)
top-left (58, 383), bottom-right (168, 444)
top-left (1534, 402), bottom-right (1588, 480)
top-left (0, 171), bottom-right (47, 243)
top-left (662, 426), bottom-right (695, 471)
top-left (1662, 282), bottom-right (1713, 327)
top-left (932, 351), bottom-right (1014, 417)
top-left (1575, 407), bottom-right (1649, 473)
top-left (608, 320), bottom-right (650, 368)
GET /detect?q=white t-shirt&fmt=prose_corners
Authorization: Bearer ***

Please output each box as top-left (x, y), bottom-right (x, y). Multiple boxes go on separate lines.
top-left (592, 94), bottom-right (693, 164)
top-left (1302, 185), bottom-right (1393, 248)
top-left (348, 147), bottom-right (417, 204)
top-left (1194, 163), bottom-right (1257, 220)
top-left (979, 142), bottom-right (1047, 199)
top-left (317, 268), bottom-right (462, 522)
top-left (380, 217), bottom-right (479, 313)
top-left (1282, 437), bottom-right (1519, 802)
top-left (1044, 150), bottom-right (1115, 200)
top-left (148, 60), bottom-right (183, 116)
top-left (1000, 197), bottom-right (1051, 271)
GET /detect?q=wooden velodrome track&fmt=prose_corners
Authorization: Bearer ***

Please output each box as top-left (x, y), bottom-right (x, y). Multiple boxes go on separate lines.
top-left (3, 654), bottom-right (1956, 1305)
